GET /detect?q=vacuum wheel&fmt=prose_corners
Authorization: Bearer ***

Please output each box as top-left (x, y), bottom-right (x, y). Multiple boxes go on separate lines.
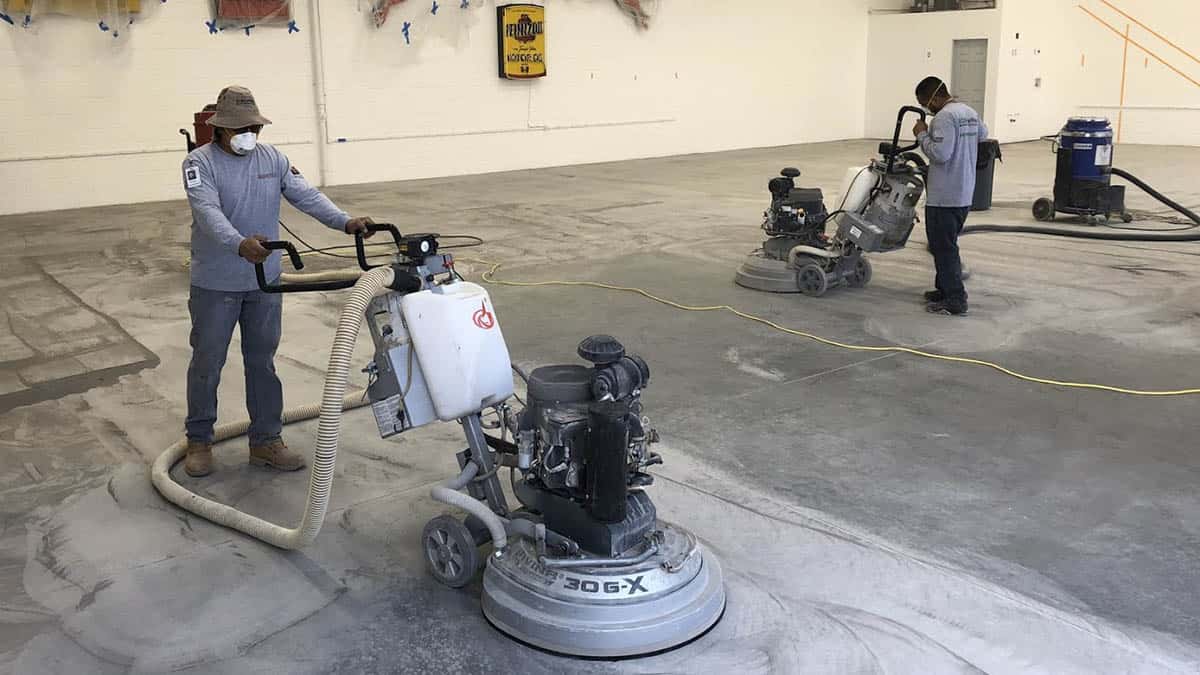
top-left (796, 263), bottom-right (829, 297)
top-left (1033, 198), bottom-right (1056, 222)
top-left (847, 257), bottom-right (873, 288)
top-left (1121, 211), bottom-right (1135, 224)
top-left (422, 515), bottom-right (481, 588)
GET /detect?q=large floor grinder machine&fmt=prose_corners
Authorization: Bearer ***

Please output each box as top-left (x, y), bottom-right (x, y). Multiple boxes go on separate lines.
top-left (153, 227), bottom-right (725, 658)
top-left (735, 107), bottom-right (929, 296)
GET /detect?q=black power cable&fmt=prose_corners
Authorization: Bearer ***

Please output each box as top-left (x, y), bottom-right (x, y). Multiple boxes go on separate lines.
top-left (278, 221), bottom-right (484, 261)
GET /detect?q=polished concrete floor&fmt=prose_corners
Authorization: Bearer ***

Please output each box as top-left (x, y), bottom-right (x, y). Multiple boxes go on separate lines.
top-left (2, 140), bottom-right (1199, 673)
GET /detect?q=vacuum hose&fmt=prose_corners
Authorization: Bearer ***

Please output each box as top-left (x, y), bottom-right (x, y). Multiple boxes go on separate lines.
top-left (1111, 168), bottom-right (1200, 226)
top-left (430, 462), bottom-right (508, 551)
top-left (151, 266), bottom-right (396, 550)
top-left (964, 168), bottom-right (1200, 242)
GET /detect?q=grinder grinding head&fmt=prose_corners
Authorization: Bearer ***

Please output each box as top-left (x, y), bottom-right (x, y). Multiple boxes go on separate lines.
top-left (481, 523), bottom-right (725, 657)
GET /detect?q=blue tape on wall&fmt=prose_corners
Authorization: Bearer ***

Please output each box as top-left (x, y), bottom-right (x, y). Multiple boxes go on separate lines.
top-left (402, 21), bottom-right (411, 44)
top-left (0, 13), bottom-right (13, 26)
top-left (431, 1), bottom-right (439, 15)
top-left (206, 20), bottom-right (218, 34)
top-left (288, 20), bottom-right (299, 33)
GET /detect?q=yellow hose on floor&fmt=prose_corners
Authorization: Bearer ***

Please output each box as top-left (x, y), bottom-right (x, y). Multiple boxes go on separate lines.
top-left (468, 258), bottom-right (1200, 398)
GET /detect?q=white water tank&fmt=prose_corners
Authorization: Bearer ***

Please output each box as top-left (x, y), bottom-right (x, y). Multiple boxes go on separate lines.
top-left (401, 282), bottom-right (514, 421)
top-left (836, 165), bottom-right (876, 215)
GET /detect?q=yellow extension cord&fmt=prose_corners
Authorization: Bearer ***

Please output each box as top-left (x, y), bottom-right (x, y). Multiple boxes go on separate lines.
top-left (467, 258), bottom-right (1200, 398)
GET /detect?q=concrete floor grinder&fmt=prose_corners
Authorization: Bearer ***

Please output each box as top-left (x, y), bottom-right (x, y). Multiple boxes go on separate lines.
top-left (153, 227), bottom-right (725, 658)
top-left (735, 107), bottom-right (929, 296)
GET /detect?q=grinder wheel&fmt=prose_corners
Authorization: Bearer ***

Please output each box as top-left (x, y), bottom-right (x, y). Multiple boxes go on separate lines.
top-left (847, 257), bottom-right (873, 288)
top-left (422, 515), bottom-right (481, 588)
top-left (796, 263), bottom-right (829, 297)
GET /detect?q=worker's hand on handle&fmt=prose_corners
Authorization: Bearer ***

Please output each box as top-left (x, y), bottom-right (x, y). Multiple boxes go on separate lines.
top-left (238, 235), bottom-right (272, 265)
top-left (913, 119), bottom-right (929, 137)
top-left (344, 216), bottom-right (376, 238)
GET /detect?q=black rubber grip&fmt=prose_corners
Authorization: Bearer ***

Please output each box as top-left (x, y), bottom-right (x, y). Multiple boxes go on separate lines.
top-left (355, 223), bottom-right (405, 271)
top-left (254, 239), bottom-right (359, 294)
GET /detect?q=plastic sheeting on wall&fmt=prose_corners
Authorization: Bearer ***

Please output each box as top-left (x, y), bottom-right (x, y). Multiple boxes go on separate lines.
top-left (360, 1), bottom-right (659, 35)
top-left (210, 0), bottom-right (292, 32)
top-left (0, 0), bottom-right (141, 36)
top-left (357, 0), bottom-right (483, 48)
top-left (613, 0), bottom-right (657, 29)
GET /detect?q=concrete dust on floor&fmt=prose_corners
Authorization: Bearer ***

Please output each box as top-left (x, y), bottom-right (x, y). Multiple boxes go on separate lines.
top-left (2, 140), bottom-right (1200, 673)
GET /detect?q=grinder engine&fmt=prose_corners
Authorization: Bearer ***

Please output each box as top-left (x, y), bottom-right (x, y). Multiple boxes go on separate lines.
top-left (513, 336), bottom-right (659, 557)
top-left (481, 335), bottom-right (726, 657)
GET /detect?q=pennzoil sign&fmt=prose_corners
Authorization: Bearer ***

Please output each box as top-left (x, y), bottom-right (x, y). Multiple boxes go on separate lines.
top-left (497, 4), bottom-right (546, 80)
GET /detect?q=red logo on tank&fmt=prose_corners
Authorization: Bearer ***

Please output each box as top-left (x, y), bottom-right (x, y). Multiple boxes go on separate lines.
top-left (472, 301), bottom-right (495, 330)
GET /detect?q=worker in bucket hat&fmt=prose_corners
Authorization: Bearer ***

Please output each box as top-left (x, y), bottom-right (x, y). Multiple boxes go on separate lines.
top-left (180, 85), bottom-right (376, 477)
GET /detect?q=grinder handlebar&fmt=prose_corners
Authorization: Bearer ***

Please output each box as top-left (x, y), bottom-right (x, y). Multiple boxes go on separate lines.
top-left (354, 223), bottom-right (405, 271)
top-left (254, 240), bottom-right (359, 294)
top-left (883, 106), bottom-right (928, 173)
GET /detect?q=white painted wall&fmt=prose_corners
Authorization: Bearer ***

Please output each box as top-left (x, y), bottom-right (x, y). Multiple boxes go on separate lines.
top-left (0, 0), bottom-right (873, 215)
top-left (864, 8), bottom-right (1001, 139)
top-left (997, 0), bottom-right (1200, 145)
top-left (0, 1), bottom-right (321, 216)
top-left (863, 0), bottom-right (1200, 145)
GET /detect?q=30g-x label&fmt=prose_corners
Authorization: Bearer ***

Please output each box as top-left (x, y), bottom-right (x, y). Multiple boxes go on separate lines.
top-left (562, 575), bottom-right (648, 595)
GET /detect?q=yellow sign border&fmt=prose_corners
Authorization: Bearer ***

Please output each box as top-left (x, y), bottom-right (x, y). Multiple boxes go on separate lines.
top-left (497, 4), bottom-right (546, 80)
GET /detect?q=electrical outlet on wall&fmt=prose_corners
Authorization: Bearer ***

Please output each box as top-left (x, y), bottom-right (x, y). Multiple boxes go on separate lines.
top-left (1035, 77), bottom-right (1042, 88)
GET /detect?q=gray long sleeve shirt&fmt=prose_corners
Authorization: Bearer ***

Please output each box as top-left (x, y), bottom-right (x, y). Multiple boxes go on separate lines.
top-left (917, 102), bottom-right (988, 208)
top-left (183, 142), bottom-right (349, 291)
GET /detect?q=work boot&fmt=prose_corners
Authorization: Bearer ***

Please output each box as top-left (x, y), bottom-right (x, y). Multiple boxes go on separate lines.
top-left (924, 289), bottom-right (945, 303)
top-left (249, 438), bottom-right (306, 471)
top-left (926, 300), bottom-right (969, 316)
top-left (184, 441), bottom-right (213, 477)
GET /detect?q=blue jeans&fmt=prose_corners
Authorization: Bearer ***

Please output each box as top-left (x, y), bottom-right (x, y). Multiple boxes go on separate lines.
top-left (185, 286), bottom-right (283, 446)
top-left (925, 206), bottom-right (970, 303)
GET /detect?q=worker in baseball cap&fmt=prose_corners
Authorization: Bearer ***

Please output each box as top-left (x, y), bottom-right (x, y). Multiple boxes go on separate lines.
top-left (180, 85), bottom-right (375, 477)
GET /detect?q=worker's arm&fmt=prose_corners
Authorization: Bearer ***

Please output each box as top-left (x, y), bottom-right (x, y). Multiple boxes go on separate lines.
top-left (279, 156), bottom-right (351, 232)
top-left (918, 113), bottom-right (958, 165)
top-left (184, 157), bottom-right (245, 253)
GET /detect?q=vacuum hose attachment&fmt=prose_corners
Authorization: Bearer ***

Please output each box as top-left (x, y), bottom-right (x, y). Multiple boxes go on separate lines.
top-left (151, 266), bottom-right (397, 550)
top-left (965, 167), bottom-right (1200, 242)
top-left (430, 462), bottom-right (508, 551)
top-left (1111, 168), bottom-right (1200, 227)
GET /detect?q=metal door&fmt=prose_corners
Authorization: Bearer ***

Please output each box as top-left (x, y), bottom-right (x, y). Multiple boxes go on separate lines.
top-left (952, 39), bottom-right (988, 118)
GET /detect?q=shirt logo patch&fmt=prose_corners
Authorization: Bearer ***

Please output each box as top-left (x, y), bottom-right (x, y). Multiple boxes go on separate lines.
top-left (256, 173), bottom-right (279, 180)
top-left (290, 166), bottom-right (302, 176)
top-left (184, 166), bottom-right (201, 189)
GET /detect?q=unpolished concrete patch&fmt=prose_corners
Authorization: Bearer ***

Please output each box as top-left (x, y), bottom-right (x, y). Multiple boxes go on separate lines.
top-left (20, 464), bottom-right (343, 672)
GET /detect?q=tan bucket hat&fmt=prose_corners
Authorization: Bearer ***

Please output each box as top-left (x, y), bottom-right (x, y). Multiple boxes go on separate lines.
top-left (206, 86), bottom-right (272, 129)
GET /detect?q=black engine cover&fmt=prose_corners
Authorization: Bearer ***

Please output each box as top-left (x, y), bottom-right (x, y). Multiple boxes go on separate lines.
top-left (516, 482), bottom-right (657, 557)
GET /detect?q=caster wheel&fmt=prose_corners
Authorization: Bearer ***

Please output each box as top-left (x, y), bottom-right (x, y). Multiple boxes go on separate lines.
top-left (422, 515), bottom-right (481, 588)
top-left (796, 263), bottom-right (829, 297)
top-left (1033, 198), bottom-right (1055, 222)
top-left (847, 257), bottom-right (873, 288)
top-left (1122, 212), bottom-right (1134, 224)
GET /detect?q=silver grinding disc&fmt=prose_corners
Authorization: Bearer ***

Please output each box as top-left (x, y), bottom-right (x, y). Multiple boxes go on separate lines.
top-left (734, 251), bottom-right (800, 293)
top-left (481, 522), bottom-right (726, 658)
